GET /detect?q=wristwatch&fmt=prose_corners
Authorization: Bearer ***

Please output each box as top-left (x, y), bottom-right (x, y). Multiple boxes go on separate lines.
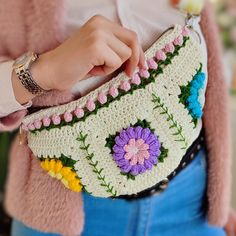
top-left (13, 52), bottom-right (47, 95)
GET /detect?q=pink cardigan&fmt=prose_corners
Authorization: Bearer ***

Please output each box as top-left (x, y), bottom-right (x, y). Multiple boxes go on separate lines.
top-left (0, 0), bottom-right (231, 235)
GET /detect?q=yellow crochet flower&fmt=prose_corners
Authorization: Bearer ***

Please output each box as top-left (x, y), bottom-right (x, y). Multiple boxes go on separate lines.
top-left (40, 159), bottom-right (82, 192)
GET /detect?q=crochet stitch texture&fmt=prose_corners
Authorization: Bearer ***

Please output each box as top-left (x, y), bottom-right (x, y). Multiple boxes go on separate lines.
top-left (22, 25), bottom-right (204, 197)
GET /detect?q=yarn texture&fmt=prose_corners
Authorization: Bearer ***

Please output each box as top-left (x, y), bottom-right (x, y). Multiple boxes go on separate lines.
top-left (22, 25), bottom-right (205, 197)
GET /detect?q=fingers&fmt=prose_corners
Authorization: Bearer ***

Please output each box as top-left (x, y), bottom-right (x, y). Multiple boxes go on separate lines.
top-left (92, 34), bottom-right (144, 77)
top-left (138, 45), bottom-right (146, 68)
top-left (86, 15), bottom-right (145, 77)
top-left (102, 46), bottom-right (124, 75)
top-left (107, 35), bottom-right (145, 76)
top-left (113, 25), bottom-right (146, 76)
top-left (107, 35), bottom-right (132, 65)
top-left (124, 37), bottom-right (140, 76)
top-left (92, 44), bottom-right (124, 76)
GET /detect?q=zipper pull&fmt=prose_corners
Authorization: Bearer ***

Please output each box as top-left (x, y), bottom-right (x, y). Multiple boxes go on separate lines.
top-left (185, 13), bottom-right (202, 44)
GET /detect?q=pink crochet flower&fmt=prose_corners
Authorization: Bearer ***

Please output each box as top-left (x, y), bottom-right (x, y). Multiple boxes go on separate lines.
top-left (74, 107), bottom-right (84, 118)
top-left (124, 138), bottom-right (150, 165)
top-left (43, 117), bottom-right (51, 127)
top-left (109, 87), bottom-right (119, 98)
top-left (64, 111), bottom-right (73, 122)
top-left (86, 99), bottom-right (96, 112)
top-left (120, 81), bottom-right (131, 91)
top-left (147, 58), bottom-right (158, 69)
top-left (156, 50), bottom-right (167, 61)
top-left (174, 35), bottom-right (184, 46)
top-left (98, 93), bottom-right (107, 104)
top-left (34, 120), bottom-right (42, 129)
top-left (165, 42), bottom-right (175, 53)
top-left (52, 115), bottom-right (61, 125)
top-left (131, 73), bottom-right (141, 85)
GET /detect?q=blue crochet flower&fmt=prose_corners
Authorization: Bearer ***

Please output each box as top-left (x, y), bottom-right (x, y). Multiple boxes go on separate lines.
top-left (186, 71), bottom-right (206, 119)
top-left (190, 87), bottom-right (197, 96)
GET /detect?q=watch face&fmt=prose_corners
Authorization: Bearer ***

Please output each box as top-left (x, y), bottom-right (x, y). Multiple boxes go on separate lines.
top-left (13, 52), bottom-right (34, 69)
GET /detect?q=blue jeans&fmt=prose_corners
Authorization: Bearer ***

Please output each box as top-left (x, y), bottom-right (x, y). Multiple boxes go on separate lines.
top-left (11, 149), bottom-right (226, 236)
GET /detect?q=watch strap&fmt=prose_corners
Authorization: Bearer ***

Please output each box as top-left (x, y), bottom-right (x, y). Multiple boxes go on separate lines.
top-left (16, 67), bottom-right (47, 95)
top-left (14, 53), bottom-right (48, 95)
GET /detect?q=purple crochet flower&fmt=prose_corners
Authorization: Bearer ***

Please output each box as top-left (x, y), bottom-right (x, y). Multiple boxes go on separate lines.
top-left (112, 126), bottom-right (161, 176)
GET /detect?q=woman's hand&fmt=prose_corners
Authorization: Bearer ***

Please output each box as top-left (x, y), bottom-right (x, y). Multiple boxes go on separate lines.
top-left (33, 15), bottom-right (145, 91)
top-left (225, 209), bottom-right (236, 236)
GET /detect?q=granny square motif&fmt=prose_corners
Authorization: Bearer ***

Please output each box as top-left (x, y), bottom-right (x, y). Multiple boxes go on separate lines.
top-left (22, 25), bottom-right (205, 197)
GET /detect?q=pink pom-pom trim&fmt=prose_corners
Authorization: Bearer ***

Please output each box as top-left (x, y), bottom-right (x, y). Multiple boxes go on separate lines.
top-left (165, 42), bottom-right (175, 53)
top-left (52, 115), bottom-right (61, 125)
top-left (86, 99), bottom-right (96, 112)
top-left (139, 69), bottom-right (150, 78)
top-left (98, 93), bottom-right (107, 104)
top-left (173, 35), bottom-right (184, 46)
top-left (43, 117), bottom-right (51, 127)
top-left (28, 123), bottom-right (35, 131)
top-left (182, 26), bottom-right (190, 37)
top-left (34, 120), bottom-right (42, 129)
top-left (131, 73), bottom-right (141, 85)
top-left (147, 58), bottom-right (158, 70)
top-left (74, 107), bottom-right (84, 118)
top-left (109, 87), bottom-right (119, 98)
top-left (156, 50), bottom-right (167, 61)
top-left (64, 111), bottom-right (73, 122)
top-left (120, 81), bottom-right (131, 91)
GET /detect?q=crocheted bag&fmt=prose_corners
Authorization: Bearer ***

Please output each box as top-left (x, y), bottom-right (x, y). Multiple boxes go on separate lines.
top-left (22, 25), bottom-right (205, 197)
